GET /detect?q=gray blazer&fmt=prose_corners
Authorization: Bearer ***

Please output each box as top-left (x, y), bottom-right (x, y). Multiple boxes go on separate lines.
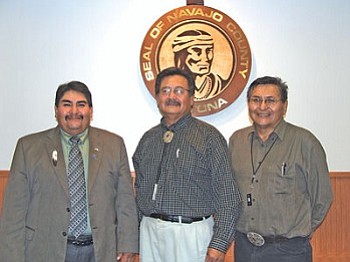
top-left (0, 126), bottom-right (139, 262)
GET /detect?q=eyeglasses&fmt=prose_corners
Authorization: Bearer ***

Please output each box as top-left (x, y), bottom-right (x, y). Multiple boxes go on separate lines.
top-left (249, 96), bottom-right (281, 106)
top-left (159, 86), bottom-right (191, 96)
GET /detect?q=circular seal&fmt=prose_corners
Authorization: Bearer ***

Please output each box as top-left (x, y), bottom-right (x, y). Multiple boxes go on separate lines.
top-left (140, 5), bottom-right (252, 117)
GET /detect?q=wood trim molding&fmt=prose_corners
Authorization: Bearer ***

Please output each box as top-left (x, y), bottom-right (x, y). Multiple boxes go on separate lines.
top-left (0, 170), bottom-right (9, 177)
top-left (328, 171), bottom-right (350, 178)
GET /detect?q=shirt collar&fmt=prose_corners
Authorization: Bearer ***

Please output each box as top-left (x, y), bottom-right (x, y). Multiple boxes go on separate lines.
top-left (160, 113), bottom-right (192, 132)
top-left (60, 128), bottom-right (89, 145)
top-left (273, 119), bottom-right (287, 141)
top-left (249, 119), bottom-right (287, 143)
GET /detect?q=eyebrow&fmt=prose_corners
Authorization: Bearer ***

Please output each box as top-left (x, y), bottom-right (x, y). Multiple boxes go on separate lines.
top-left (60, 99), bottom-right (88, 104)
top-left (161, 86), bottom-right (185, 89)
top-left (251, 95), bottom-right (276, 98)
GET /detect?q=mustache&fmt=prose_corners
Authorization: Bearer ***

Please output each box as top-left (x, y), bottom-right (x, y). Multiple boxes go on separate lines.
top-left (65, 114), bottom-right (83, 121)
top-left (165, 98), bottom-right (181, 106)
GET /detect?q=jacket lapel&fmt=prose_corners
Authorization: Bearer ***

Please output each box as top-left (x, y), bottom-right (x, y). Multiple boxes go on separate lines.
top-left (46, 126), bottom-right (70, 197)
top-left (87, 127), bottom-right (102, 192)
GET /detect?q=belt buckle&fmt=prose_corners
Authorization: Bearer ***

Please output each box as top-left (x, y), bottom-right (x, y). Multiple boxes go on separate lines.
top-left (247, 232), bottom-right (265, 246)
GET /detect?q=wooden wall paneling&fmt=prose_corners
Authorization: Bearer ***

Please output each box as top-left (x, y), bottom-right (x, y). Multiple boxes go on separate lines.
top-left (0, 170), bottom-right (8, 216)
top-left (311, 172), bottom-right (350, 262)
top-left (0, 171), bottom-right (349, 261)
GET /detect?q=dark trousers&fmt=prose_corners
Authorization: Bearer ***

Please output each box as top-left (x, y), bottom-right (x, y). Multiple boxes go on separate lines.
top-left (65, 235), bottom-right (96, 262)
top-left (234, 231), bottom-right (312, 262)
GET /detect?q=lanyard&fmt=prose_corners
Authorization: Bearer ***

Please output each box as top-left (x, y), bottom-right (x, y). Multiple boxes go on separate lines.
top-left (250, 134), bottom-right (277, 187)
top-left (247, 134), bottom-right (277, 206)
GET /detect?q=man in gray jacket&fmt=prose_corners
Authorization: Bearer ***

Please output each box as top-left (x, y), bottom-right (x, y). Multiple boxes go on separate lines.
top-left (0, 81), bottom-right (139, 262)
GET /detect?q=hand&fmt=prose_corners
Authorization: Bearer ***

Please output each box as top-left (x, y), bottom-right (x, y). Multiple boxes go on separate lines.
top-left (205, 248), bottom-right (225, 262)
top-left (117, 252), bottom-right (136, 262)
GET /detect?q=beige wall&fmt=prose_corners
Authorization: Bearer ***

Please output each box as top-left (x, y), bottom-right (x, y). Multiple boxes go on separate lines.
top-left (0, 1), bottom-right (349, 171)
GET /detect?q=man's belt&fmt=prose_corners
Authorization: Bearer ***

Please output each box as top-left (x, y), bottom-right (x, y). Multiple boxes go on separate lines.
top-left (67, 235), bottom-right (93, 246)
top-left (246, 232), bottom-right (290, 246)
top-left (150, 213), bottom-right (210, 224)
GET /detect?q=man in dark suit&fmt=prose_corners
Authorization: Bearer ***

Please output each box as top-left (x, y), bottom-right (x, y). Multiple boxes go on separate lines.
top-left (0, 81), bottom-right (139, 262)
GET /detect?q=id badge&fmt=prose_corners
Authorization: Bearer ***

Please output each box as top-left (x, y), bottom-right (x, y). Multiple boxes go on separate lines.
top-left (247, 193), bottom-right (252, 206)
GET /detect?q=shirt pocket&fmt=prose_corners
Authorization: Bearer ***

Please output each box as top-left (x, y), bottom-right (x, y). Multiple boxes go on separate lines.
top-left (269, 163), bottom-right (296, 195)
top-left (25, 225), bottom-right (35, 241)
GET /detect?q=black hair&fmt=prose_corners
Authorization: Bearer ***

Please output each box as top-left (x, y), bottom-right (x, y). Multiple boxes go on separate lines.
top-left (155, 67), bottom-right (195, 96)
top-left (247, 76), bottom-right (288, 102)
top-left (55, 81), bottom-right (92, 107)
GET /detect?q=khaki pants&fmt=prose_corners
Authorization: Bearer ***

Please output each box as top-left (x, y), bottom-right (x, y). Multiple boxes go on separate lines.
top-left (140, 216), bottom-right (214, 262)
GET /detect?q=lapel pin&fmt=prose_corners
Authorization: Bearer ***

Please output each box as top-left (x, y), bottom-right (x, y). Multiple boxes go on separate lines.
top-left (52, 150), bottom-right (58, 166)
top-left (92, 148), bottom-right (99, 160)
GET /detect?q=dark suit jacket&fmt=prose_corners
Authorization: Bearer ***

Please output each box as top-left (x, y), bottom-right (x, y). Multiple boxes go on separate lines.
top-left (0, 126), bottom-right (139, 262)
